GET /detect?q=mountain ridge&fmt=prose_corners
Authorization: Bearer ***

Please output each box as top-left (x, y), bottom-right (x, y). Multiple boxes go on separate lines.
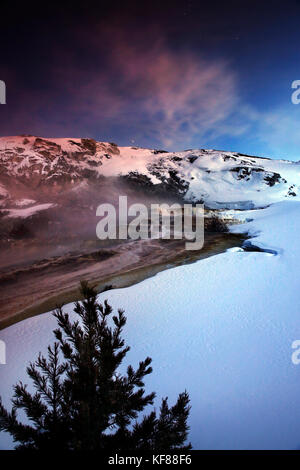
top-left (0, 135), bottom-right (300, 210)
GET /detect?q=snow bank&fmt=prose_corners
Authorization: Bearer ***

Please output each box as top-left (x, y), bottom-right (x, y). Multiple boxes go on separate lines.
top-left (6, 203), bottom-right (56, 218)
top-left (0, 184), bottom-right (8, 198)
top-left (1, 136), bottom-right (300, 209)
top-left (14, 199), bottom-right (36, 207)
top-left (1, 201), bottom-right (300, 449)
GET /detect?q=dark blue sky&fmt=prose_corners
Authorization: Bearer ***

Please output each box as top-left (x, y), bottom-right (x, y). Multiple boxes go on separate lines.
top-left (1, 0), bottom-right (300, 159)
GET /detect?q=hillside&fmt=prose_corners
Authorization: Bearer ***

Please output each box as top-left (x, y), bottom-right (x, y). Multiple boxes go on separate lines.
top-left (0, 136), bottom-right (300, 212)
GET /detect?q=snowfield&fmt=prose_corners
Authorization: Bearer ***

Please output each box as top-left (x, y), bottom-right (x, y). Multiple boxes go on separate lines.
top-left (1, 201), bottom-right (300, 449)
top-left (1, 136), bottom-right (300, 210)
top-left (6, 203), bottom-right (56, 218)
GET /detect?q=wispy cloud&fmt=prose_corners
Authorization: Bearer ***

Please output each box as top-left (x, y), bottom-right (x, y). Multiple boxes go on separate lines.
top-left (50, 36), bottom-right (240, 149)
top-left (2, 29), bottom-right (300, 160)
top-left (229, 104), bottom-right (300, 160)
top-left (105, 42), bottom-right (238, 148)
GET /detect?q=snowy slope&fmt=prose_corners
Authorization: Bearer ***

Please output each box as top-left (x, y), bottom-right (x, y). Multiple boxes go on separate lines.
top-left (1, 201), bottom-right (300, 449)
top-left (6, 203), bottom-right (56, 218)
top-left (1, 136), bottom-right (300, 209)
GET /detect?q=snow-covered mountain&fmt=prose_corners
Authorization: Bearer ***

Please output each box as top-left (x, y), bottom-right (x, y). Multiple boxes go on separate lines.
top-left (1, 135), bottom-right (300, 210)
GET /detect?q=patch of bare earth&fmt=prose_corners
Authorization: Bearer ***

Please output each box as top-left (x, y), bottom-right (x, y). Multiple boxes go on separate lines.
top-left (0, 232), bottom-right (245, 330)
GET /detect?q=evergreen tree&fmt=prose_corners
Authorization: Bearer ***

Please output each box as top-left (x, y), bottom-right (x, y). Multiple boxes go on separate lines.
top-left (0, 282), bottom-right (191, 450)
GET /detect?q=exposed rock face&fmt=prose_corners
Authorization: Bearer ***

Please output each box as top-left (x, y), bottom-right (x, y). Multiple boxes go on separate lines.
top-left (0, 137), bottom-right (114, 183)
top-left (0, 135), bottom-right (300, 214)
top-left (0, 135), bottom-right (299, 273)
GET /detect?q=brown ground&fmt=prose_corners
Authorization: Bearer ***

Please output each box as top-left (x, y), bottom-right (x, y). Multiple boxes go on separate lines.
top-left (0, 232), bottom-right (246, 330)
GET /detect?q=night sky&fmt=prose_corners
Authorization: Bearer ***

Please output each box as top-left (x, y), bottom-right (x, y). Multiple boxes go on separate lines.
top-left (1, 0), bottom-right (300, 159)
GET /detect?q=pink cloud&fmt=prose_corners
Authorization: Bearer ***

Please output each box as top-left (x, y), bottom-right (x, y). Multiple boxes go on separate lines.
top-left (1, 29), bottom-right (240, 149)
top-left (47, 28), bottom-right (240, 147)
